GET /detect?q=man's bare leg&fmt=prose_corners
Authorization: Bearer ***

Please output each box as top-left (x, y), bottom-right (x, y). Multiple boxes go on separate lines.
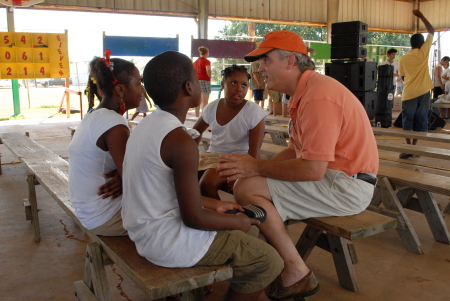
top-left (234, 176), bottom-right (310, 287)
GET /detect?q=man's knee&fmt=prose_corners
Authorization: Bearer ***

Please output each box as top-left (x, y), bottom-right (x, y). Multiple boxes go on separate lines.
top-left (234, 176), bottom-right (271, 205)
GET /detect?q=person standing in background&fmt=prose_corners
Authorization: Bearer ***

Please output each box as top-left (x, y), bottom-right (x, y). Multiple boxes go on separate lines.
top-left (250, 61), bottom-right (267, 110)
top-left (380, 48), bottom-right (399, 94)
top-left (398, 10), bottom-right (434, 159)
top-left (193, 46), bottom-right (212, 117)
top-left (433, 56), bottom-right (450, 118)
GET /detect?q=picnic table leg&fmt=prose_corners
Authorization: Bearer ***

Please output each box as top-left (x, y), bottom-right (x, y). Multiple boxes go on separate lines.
top-left (295, 225), bottom-right (322, 260)
top-left (270, 132), bottom-right (288, 146)
top-left (326, 233), bottom-right (359, 292)
top-left (444, 202), bottom-right (450, 214)
top-left (415, 190), bottom-right (450, 244)
top-left (378, 177), bottom-right (424, 255)
top-left (83, 242), bottom-right (111, 301)
top-left (178, 288), bottom-right (204, 301)
top-left (27, 174), bottom-right (41, 242)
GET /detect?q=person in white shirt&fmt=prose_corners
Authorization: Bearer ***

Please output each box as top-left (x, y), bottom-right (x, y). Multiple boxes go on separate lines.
top-left (122, 51), bottom-right (283, 301)
top-left (69, 53), bottom-right (142, 236)
top-left (380, 48), bottom-right (399, 92)
top-left (193, 64), bottom-right (266, 199)
top-left (433, 56), bottom-right (450, 118)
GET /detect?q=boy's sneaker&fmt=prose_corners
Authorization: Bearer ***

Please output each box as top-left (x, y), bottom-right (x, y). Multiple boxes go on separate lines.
top-left (227, 205), bottom-right (267, 223)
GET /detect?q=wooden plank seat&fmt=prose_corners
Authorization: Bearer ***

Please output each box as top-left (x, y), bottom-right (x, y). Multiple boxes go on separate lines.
top-left (377, 140), bottom-right (450, 160)
top-left (289, 210), bottom-right (397, 292)
top-left (373, 127), bottom-right (450, 143)
top-left (264, 115), bottom-right (290, 125)
top-left (370, 164), bottom-right (450, 255)
top-left (0, 132), bottom-right (232, 301)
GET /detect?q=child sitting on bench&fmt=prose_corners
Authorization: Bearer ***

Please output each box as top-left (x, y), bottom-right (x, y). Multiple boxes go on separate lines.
top-left (122, 51), bottom-right (283, 301)
top-left (69, 53), bottom-right (142, 236)
top-left (193, 65), bottom-right (266, 199)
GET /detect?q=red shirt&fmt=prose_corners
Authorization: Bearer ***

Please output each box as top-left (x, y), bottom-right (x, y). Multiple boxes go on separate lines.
top-left (193, 57), bottom-right (211, 81)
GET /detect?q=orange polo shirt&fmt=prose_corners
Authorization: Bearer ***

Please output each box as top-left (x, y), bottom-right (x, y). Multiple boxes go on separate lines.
top-left (288, 70), bottom-right (379, 176)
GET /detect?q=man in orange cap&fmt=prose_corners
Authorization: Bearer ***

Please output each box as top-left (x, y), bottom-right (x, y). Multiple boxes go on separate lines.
top-left (217, 30), bottom-right (379, 299)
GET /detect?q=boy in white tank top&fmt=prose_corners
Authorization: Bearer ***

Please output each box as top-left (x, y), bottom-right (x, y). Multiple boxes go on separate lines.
top-left (122, 51), bottom-right (284, 301)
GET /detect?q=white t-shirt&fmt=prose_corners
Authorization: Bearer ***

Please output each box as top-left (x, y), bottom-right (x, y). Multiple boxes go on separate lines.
top-left (380, 60), bottom-right (399, 86)
top-left (202, 99), bottom-right (267, 154)
top-left (122, 109), bottom-right (216, 268)
top-left (68, 109), bottom-right (128, 230)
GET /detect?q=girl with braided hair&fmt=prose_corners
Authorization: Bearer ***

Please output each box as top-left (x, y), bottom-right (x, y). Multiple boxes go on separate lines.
top-left (68, 52), bottom-right (142, 236)
top-left (193, 64), bottom-right (267, 199)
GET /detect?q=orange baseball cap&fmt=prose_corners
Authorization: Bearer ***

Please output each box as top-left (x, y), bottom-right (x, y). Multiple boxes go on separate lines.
top-left (244, 30), bottom-right (308, 62)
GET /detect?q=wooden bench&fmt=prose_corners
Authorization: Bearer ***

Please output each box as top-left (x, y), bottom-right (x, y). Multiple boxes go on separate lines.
top-left (376, 140), bottom-right (450, 160)
top-left (0, 132), bottom-right (232, 301)
top-left (289, 210), bottom-right (397, 292)
top-left (373, 127), bottom-right (450, 143)
top-left (369, 165), bottom-right (450, 255)
top-left (265, 115), bottom-right (290, 125)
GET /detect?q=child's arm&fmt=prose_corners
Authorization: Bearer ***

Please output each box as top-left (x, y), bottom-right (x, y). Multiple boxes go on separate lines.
top-left (192, 116), bottom-right (209, 145)
top-left (160, 127), bottom-right (259, 232)
top-left (247, 119), bottom-right (266, 158)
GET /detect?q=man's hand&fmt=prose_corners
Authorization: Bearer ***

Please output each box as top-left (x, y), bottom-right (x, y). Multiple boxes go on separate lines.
top-left (216, 153), bottom-right (259, 181)
top-left (98, 170), bottom-right (122, 199)
top-left (213, 201), bottom-right (243, 214)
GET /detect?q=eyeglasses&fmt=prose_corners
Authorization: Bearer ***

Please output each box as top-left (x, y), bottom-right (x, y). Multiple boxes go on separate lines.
top-left (288, 119), bottom-right (301, 150)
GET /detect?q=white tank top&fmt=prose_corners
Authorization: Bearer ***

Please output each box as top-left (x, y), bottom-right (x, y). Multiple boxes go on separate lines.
top-left (122, 109), bottom-right (216, 267)
top-left (68, 109), bottom-right (127, 229)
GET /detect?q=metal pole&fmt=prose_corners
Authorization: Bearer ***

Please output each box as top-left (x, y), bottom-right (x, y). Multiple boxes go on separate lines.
top-left (6, 7), bottom-right (21, 117)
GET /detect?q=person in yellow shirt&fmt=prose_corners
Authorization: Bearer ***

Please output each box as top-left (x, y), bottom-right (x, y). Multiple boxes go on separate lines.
top-left (398, 10), bottom-right (434, 159)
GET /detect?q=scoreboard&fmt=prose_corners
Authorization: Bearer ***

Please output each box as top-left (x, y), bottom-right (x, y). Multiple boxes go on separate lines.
top-left (0, 32), bottom-right (70, 79)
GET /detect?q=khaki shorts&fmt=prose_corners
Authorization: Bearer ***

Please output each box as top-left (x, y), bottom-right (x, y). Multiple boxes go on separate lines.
top-left (194, 227), bottom-right (283, 293)
top-left (90, 209), bottom-right (127, 236)
top-left (198, 151), bottom-right (223, 170)
top-left (267, 169), bottom-right (375, 221)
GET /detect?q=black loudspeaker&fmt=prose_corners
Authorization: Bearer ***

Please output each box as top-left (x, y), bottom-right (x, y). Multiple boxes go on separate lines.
top-left (428, 111), bottom-right (446, 130)
top-left (325, 61), bottom-right (377, 91)
top-left (332, 21), bottom-right (368, 35)
top-left (375, 65), bottom-right (395, 127)
top-left (331, 46), bottom-right (367, 59)
top-left (353, 91), bottom-right (376, 120)
top-left (393, 111), bottom-right (445, 130)
top-left (331, 34), bottom-right (367, 47)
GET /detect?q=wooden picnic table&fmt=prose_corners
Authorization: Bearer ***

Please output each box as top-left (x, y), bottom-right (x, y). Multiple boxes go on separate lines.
top-left (430, 103), bottom-right (450, 108)
top-left (373, 127), bottom-right (450, 143)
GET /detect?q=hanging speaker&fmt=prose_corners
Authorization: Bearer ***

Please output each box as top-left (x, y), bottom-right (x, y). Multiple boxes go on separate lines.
top-left (331, 34), bottom-right (367, 47)
top-left (332, 21), bottom-right (368, 35)
top-left (331, 46), bottom-right (367, 59)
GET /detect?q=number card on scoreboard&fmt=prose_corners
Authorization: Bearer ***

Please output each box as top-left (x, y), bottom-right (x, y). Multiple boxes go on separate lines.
top-left (0, 32), bottom-right (69, 79)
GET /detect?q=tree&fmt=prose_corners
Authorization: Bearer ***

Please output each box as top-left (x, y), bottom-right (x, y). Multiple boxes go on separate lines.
top-left (366, 32), bottom-right (410, 47)
top-left (212, 22), bottom-right (327, 82)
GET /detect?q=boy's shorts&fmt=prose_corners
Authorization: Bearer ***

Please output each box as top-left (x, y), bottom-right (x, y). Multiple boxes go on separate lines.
top-left (194, 227), bottom-right (283, 293)
top-left (253, 89), bottom-right (265, 101)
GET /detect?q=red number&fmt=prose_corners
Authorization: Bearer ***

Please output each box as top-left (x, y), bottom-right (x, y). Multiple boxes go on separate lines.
top-left (6, 67), bottom-right (12, 75)
top-left (4, 36), bottom-right (9, 44)
top-left (5, 52), bottom-right (10, 60)
top-left (40, 67), bottom-right (45, 75)
top-left (39, 52), bottom-right (43, 60)
top-left (37, 36), bottom-right (42, 44)
top-left (20, 35), bottom-right (26, 44)
top-left (22, 52), bottom-right (27, 60)
top-left (23, 67), bottom-right (27, 75)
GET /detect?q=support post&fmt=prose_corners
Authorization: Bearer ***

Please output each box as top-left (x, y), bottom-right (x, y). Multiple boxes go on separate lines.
top-left (327, 0), bottom-right (339, 44)
top-left (197, 0), bottom-right (209, 39)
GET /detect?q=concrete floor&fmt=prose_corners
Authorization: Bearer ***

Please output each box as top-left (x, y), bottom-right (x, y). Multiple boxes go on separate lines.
top-left (1, 114), bottom-right (450, 301)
